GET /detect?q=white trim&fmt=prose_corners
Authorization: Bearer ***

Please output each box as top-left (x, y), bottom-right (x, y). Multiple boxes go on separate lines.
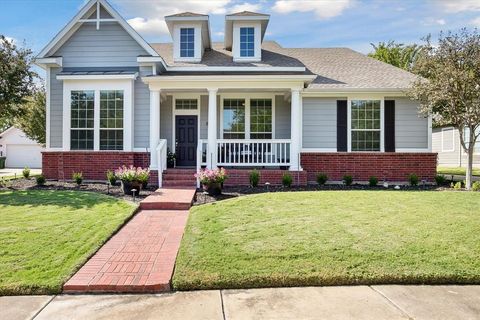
top-left (62, 79), bottom-right (134, 151)
top-left (441, 127), bottom-right (455, 152)
top-left (301, 148), bottom-right (337, 153)
top-left (302, 89), bottom-right (408, 95)
top-left (171, 94), bottom-right (201, 152)
top-left (396, 148), bottom-right (431, 153)
top-left (347, 97), bottom-right (384, 153)
top-left (232, 21), bottom-right (262, 62)
top-left (173, 23), bottom-right (202, 63)
top-left (45, 67), bottom-right (51, 149)
top-left (34, 57), bottom-right (63, 69)
top-left (427, 115), bottom-right (433, 152)
top-left (57, 74), bottom-right (138, 80)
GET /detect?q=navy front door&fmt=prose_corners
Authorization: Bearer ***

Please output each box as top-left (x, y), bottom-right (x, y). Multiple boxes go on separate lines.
top-left (175, 115), bottom-right (197, 167)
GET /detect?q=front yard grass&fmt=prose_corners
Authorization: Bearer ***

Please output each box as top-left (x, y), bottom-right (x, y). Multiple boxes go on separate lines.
top-left (173, 191), bottom-right (480, 290)
top-left (438, 166), bottom-right (480, 176)
top-left (0, 190), bottom-right (136, 295)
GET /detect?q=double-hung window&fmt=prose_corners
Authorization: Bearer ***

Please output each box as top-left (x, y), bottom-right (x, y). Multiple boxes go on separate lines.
top-left (180, 28), bottom-right (195, 58)
top-left (351, 100), bottom-right (381, 151)
top-left (70, 91), bottom-right (94, 150)
top-left (240, 27), bottom-right (255, 57)
top-left (223, 99), bottom-right (246, 139)
top-left (100, 90), bottom-right (124, 150)
top-left (250, 99), bottom-right (272, 139)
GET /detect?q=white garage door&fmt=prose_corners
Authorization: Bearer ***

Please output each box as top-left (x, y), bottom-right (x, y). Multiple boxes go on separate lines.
top-left (5, 144), bottom-right (43, 168)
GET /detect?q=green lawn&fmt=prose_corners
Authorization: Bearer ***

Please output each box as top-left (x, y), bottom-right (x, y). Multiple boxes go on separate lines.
top-left (173, 191), bottom-right (480, 290)
top-left (438, 166), bottom-right (480, 176)
top-left (0, 190), bottom-right (136, 295)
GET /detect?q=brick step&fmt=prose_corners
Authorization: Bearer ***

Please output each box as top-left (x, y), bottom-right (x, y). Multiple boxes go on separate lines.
top-left (163, 179), bottom-right (197, 187)
top-left (163, 174), bottom-right (196, 181)
top-left (163, 169), bottom-right (196, 175)
top-left (139, 188), bottom-right (196, 211)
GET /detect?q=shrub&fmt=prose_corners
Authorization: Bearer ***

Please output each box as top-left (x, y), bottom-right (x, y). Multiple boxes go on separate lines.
top-left (453, 181), bottom-right (463, 190)
top-left (408, 173), bottom-right (419, 186)
top-left (282, 173), bottom-right (293, 187)
top-left (435, 175), bottom-right (446, 186)
top-left (72, 172), bottom-right (83, 186)
top-left (343, 175), bottom-right (353, 186)
top-left (472, 181), bottom-right (480, 191)
top-left (369, 176), bottom-right (378, 187)
top-left (249, 169), bottom-right (260, 187)
top-left (115, 166), bottom-right (150, 183)
top-left (36, 175), bottom-right (46, 186)
top-left (195, 168), bottom-right (228, 185)
top-left (316, 173), bottom-right (328, 185)
top-left (106, 170), bottom-right (117, 186)
top-left (22, 167), bottom-right (30, 179)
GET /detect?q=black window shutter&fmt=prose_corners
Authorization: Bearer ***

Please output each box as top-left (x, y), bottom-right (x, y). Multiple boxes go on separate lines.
top-left (384, 100), bottom-right (395, 152)
top-left (337, 100), bottom-right (348, 152)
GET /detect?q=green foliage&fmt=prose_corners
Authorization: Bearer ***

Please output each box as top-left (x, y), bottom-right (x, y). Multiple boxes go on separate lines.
top-left (22, 167), bottom-right (30, 179)
top-left (35, 175), bottom-right (46, 186)
top-left (369, 176), bottom-right (378, 187)
top-left (249, 169), bottom-right (260, 187)
top-left (15, 86), bottom-right (46, 144)
top-left (106, 170), bottom-right (117, 186)
top-left (453, 181), bottom-right (463, 190)
top-left (408, 173), bottom-right (419, 186)
top-left (472, 181), bottom-right (480, 191)
top-left (316, 173), bottom-right (328, 185)
top-left (343, 175), bottom-right (353, 186)
top-left (435, 175), bottom-right (447, 186)
top-left (282, 173), bottom-right (293, 188)
top-left (72, 172), bottom-right (83, 186)
top-left (368, 40), bottom-right (423, 72)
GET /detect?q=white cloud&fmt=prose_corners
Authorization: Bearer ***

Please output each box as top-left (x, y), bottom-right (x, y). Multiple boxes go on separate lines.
top-left (471, 16), bottom-right (480, 27)
top-left (4, 36), bottom-right (16, 43)
top-left (436, 19), bottom-right (446, 25)
top-left (127, 17), bottom-right (169, 35)
top-left (272, 0), bottom-right (353, 19)
top-left (214, 31), bottom-right (225, 36)
top-left (439, 0), bottom-right (480, 13)
top-left (228, 2), bottom-right (261, 13)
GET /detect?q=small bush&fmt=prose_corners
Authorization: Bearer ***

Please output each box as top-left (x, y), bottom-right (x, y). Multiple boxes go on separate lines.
top-left (453, 181), bottom-right (463, 190)
top-left (36, 175), bottom-right (46, 186)
top-left (408, 173), bottom-right (419, 186)
top-left (22, 167), bottom-right (30, 179)
top-left (435, 175), bottom-right (446, 186)
top-left (343, 175), bottom-right (353, 186)
top-left (72, 172), bottom-right (83, 186)
top-left (106, 170), bottom-right (117, 186)
top-left (369, 176), bottom-right (378, 187)
top-left (316, 173), bottom-right (328, 185)
top-left (249, 169), bottom-right (260, 187)
top-left (282, 173), bottom-right (293, 188)
top-left (472, 181), bottom-right (480, 191)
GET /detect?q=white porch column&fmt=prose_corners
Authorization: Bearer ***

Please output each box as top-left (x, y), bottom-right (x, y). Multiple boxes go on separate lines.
top-left (207, 88), bottom-right (218, 169)
top-left (290, 88), bottom-right (302, 171)
top-left (149, 89), bottom-right (161, 169)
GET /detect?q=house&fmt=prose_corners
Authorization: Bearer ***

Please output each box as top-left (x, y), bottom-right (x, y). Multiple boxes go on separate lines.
top-left (35, 0), bottom-right (436, 187)
top-left (432, 126), bottom-right (480, 168)
top-left (0, 127), bottom-right (44, 168)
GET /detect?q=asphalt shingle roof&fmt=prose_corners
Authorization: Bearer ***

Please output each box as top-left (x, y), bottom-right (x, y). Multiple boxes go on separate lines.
top-left (227, 11), bottom-right (269, 17)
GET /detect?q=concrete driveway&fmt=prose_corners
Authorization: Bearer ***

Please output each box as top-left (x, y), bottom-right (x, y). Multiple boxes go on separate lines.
top-left (0, 168), bottom-right (42, 178)
top-left (2, 285), bottom-right (479, 320)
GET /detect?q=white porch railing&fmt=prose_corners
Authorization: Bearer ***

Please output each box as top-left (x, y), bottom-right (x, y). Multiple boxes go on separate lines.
top-left (156, 139), bottom-right (167, 187)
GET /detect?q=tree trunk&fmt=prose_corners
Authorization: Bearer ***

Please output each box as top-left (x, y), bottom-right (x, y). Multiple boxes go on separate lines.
top-left (466, 146), bottom-right (474, 190)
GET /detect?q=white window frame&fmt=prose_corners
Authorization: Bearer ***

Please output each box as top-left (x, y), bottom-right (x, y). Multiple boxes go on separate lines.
top-left (99, 90), bottom-right (125, 151)
top-left (232, 21), bottom-right (262, 62)
top-left (462, 126), bottom-right (480, 155)
top-left (347, 95), bottom-right (385, 152)
top-left (220, 93), bottom-right (275, 139)
top-left (171, 93), bottom-right (201, 152)
top-left (441, 127), bottom-right (455, 152)
top-left (173, 23), bottom-right (202, 62)
top-left (62, 79), bottom-right (134, 151)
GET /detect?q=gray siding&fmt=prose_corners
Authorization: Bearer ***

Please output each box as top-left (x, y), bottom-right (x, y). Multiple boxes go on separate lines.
top-left (49, 67), bottom-right (63, 148)
top-left (160, 96), bottom-right (173, 151)
top-left (54, 22), bottom-right (148, 67)
top-left (275, 95), bottom-right (290, 139)
top-left (133, 66), bottom-right (151, 149)
top-left (302, 97), bottom-right (337, 149)
top-left (394, 97), bottom-right (428, 149)
top-left (200, 95), bottom-right (208, 139)
top-left (432, 127), bottom-right (480, 167)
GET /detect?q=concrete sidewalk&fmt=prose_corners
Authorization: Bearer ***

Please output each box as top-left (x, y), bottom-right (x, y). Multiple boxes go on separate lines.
top-left (3, 285), bottom-right (479, 320)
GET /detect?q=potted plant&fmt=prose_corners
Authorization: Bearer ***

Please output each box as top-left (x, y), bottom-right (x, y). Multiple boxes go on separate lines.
top-left (195, 168), bottom-right (228, 195)
top-left (115, 165), bottom-right (150, 194)
top-left (167, 149), bottom-right (176, 168)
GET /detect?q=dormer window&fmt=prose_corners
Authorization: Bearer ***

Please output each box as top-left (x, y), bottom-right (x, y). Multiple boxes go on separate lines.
top-left (240, 27), bottom-right (255, 57)
top-left (180, 28), bottom-right (195, 58)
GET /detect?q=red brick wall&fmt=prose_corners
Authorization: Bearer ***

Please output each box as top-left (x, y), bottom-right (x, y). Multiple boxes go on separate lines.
top-left (42, 151), bottom-right (158, 185)
top-left (301, 152), bottom-right (437, 183)
top-left (224, 169), bottom-right (307, 186)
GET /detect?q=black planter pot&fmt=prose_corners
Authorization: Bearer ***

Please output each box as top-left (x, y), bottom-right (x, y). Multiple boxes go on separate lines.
top-left (121, 180), bottom-right (143, 195)
top-left (203, 182), bottom-right (222, 196)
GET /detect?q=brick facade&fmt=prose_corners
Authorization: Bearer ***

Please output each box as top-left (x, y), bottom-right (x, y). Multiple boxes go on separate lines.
top-left (300, 152), bottom-right (437, 183)
top-left (224, 169), bottom-right (308, 186)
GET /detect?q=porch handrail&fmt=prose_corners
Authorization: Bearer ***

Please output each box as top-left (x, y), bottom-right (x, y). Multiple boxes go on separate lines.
top-left (156, 139), bottom-right (167, 188)
top-left (216, 139), bottom-right (292, 166)
top-left (196, 140), bottom-right (208, 188)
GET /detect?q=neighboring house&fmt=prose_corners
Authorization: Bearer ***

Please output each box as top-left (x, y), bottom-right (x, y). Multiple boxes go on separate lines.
top-left (432, 126), bottom-right (480, 168)
top-left (0, 127), bottom-right (44, 168)
top-left (35, 0), bottom-right (436, 187)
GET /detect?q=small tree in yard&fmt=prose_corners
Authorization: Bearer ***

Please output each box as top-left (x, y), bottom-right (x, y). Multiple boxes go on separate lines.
top-left (409, 29), bottom-right (480, 190)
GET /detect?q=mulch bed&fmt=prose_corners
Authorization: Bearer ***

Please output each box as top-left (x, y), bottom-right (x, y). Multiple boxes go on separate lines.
top-left (0, 178), bottom-right (156, 202)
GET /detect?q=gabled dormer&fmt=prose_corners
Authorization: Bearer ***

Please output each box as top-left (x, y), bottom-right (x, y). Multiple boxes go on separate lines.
top-left (224, 11), bottom-right (270, 63)
top-left (165, 12), bottom-right (211, 63)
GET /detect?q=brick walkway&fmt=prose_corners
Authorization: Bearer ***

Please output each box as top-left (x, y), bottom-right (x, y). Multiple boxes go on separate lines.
top-left (64, 210), bottom-right (189, 293)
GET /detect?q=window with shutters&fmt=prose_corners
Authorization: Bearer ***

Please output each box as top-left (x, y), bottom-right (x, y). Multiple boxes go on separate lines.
top-left (351, 100), bottom-right (381, 151)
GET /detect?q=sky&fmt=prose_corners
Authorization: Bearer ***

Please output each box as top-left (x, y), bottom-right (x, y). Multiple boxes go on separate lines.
top-left (1, 0), bottom-right (480, 65)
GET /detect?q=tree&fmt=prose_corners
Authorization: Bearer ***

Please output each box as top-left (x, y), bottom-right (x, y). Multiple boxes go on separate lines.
top-left (368, 41), bottom-right (423, 72)
top-left (0, 35), bottom-right (36, 122)
top-left (15, 85), bottom-right (46, 145)
top-left (409, 29), bottom-right (480, 190)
